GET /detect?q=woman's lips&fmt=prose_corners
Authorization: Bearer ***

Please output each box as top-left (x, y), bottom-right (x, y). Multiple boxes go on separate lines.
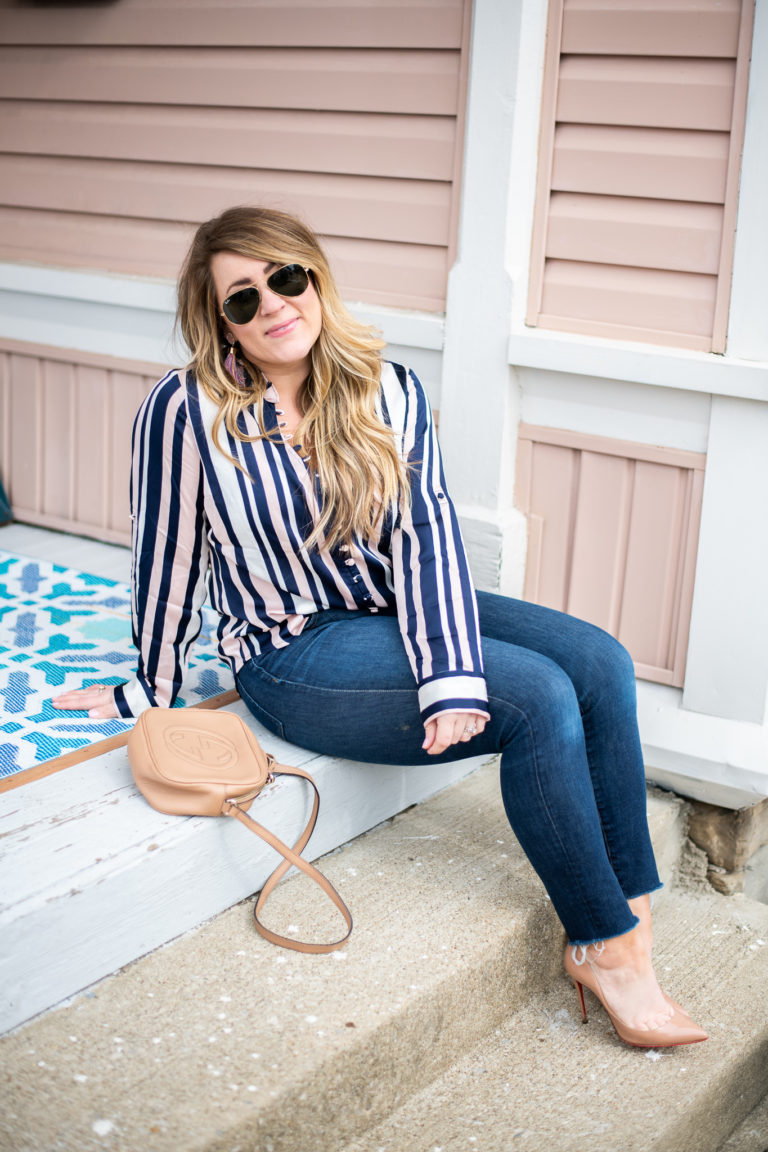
top-left (266, 317), bottom-right (299, 338)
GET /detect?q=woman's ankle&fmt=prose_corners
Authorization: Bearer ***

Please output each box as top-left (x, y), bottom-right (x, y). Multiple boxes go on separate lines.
top-left (588, 925), bottom-right (651, 971)
top-left (627, 894), bottom-right (654, 953)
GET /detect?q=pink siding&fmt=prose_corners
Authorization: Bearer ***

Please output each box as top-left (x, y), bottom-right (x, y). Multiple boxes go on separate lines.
top-left (527, 0), bottom-right (754, 352)
top-left (539, 261), bottom-right (717, 349)
top-left (0, 1), bottom-right (470, 312)
top-left (515, 424), bottom-right (705, 687)
top-left (0, 340), bottom-right (160, 545)
top-left (0, 2), bottom-right (465, 49)
top-left (561, 0), bottom-right (742, 57)
top-left (547, 196), bottom-right (724, 274)
top-left (552, 127), bottom-right (730, 203)
top-left (556, 57), bottom-right (737, 130)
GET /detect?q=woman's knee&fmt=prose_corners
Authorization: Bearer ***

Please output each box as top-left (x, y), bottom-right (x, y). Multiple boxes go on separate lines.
top-left (489, 654), bottom-right (583, 750)
top-left (570, 622), bottom-right (637, 715)
top-left (584, 623), bottom-right (634, 680)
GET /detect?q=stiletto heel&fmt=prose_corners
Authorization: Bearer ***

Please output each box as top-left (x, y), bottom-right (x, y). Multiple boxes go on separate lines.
top-left (564, 946), bottom-right (707, 1049)
top-left (572, 978), bottom-right (588, 1023)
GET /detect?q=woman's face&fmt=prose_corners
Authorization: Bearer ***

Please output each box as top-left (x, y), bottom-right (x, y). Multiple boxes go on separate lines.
top-left (210, 250), bottom-right (323, 381)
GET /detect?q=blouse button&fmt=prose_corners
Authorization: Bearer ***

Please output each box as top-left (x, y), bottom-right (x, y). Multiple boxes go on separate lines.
top-left (345, 559), bottom-right (355, 567)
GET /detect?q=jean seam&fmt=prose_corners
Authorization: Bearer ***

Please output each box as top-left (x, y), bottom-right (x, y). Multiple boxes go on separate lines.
top-left (235, 676), bottom-right (286, 740)
top-left (242, 664), bottom-right (418, 696)
top-left (581, 696), bottom-right (658, 898)
top-left (489, 690), bottom-right (609, 942)
top-left (580, 695), bottom-right (621, 875)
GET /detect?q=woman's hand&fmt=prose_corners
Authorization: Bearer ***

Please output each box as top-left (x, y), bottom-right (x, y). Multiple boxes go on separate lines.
top-left (51, 684), bottom-right (119, 719)
top-left (422, 711), bottom-right (487, 756)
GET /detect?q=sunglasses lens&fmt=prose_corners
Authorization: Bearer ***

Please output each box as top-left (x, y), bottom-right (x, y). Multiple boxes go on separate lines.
top-left (221, 266), bottom-right (310, 325)
top-left (223, 286), bottom-right (260, 326)
top-left (268, 264), bottom-right (310, 297)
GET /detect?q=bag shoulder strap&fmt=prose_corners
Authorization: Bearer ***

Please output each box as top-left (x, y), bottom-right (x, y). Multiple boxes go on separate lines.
top-left (223, 761), bottom-right (353, 954)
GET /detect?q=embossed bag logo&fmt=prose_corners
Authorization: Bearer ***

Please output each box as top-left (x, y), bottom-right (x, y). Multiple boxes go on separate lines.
top-left (165, 727), bottom-right (238, 769)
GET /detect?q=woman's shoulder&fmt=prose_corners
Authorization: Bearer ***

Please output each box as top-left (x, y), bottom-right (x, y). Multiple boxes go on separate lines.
top-left (380, 360), bottom-right (425, 399)
top-left (145, 368), bottom-right (190, 402)
top-left (378, 361), bottom-right (431, 438)
top-left (137, 369), bottom-right (198, 421)
top-left (382, 359), bottom-right (414, 383)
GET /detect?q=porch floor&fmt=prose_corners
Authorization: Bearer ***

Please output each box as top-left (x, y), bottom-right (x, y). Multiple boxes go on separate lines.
top-left (0, 523), bottom-right (132, 584)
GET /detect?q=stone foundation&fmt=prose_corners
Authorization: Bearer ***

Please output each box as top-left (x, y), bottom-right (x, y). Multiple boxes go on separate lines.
top-left (688, 794), bottom-right (768, 900)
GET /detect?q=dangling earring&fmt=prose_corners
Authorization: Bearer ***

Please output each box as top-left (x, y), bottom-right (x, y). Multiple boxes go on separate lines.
top-left (224, 336), bottom-right (248, 388)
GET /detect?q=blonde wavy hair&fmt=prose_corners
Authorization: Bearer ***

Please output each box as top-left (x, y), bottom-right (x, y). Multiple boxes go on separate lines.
top-left (176, 205), bottom-right (408, 550)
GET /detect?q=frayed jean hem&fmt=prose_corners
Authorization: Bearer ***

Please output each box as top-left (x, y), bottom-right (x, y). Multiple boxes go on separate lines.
top-left (566, 882), bottom-right (664, 946)
top-left (567, 914), bottom-right (640, 948)
top-left (626, 881), bottom-right (664, 903)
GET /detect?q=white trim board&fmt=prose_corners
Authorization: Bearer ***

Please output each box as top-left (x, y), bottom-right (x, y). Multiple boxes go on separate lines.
top-left (0, 264), bottom-right (446, 408)
top-left (508, 329), bottom-right (768, 404)
top-left (0, 697), bottom-right (487, 1035)
top-left (0, 262), bottom-right (444, 361)
top-left (638, 681), bottom-right (768, 809)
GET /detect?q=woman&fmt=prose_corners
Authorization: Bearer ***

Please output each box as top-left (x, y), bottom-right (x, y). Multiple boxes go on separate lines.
top-left (54, 206), bottom-right (706, 1049)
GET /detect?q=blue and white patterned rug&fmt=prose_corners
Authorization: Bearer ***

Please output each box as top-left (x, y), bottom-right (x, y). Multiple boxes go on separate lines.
top-left (0, 550), bottom-right (234, 778)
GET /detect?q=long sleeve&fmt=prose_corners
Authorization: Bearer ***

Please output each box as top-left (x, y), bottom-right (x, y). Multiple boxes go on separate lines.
top-left (388, 365), bottom-right (489, 724)
top-left (113, 373), bottom-right (209, 717)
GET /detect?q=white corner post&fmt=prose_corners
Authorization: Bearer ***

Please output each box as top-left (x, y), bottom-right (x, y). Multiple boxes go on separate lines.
top-left (438, 0), bottom-right (530, 595)
top-left (682, 0), bottom-right (768, 728)
top-left (682, 396), bottom-right (768, 725)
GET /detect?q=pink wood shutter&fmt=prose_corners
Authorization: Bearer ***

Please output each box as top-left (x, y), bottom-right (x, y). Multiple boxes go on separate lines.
top-left (515, 424), bottom-right (705, 687)
top-left (0, 0), bottom-right (470, 312)
top-left (0, 339), bottom-right (160, 545)
top-left (527, 0), bottom-right (754, 352)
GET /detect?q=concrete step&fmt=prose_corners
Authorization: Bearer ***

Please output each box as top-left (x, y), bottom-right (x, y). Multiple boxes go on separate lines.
top-left (342, 888), bottom-right (768, 1152)
top-left (2, 761), bottom-right (753, 1152)
top-left (717, 1095), bottom-right (768, 1152)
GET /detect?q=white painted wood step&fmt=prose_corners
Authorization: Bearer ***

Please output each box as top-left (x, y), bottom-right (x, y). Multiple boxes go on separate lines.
top-left (0, 699), bottom-right (486, 1034)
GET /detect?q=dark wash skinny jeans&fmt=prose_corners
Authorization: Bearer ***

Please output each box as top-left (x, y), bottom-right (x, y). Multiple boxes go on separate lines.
top-left (236, 591), bottom-right (661, 945)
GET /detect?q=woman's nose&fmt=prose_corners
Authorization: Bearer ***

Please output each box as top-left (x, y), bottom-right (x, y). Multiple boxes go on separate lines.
top-left (258, 286), bottom-right (285, 315)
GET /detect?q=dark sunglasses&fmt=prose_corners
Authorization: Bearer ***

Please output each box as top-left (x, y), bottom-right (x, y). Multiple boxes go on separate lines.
top-left (221, 264), bottom-right (311, 326)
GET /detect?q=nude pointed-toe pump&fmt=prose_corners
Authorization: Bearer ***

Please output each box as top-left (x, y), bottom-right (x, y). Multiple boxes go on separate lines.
top-left (564, 946), bottom-right (708, 1049)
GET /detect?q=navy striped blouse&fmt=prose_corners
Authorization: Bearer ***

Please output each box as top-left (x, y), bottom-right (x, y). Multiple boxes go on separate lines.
top-left (114, 361), bottom-right (489, 723)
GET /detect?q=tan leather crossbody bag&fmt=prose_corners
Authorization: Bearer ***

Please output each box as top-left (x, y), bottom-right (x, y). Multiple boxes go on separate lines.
top-left (127, 708), bottom-right (352, 954)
